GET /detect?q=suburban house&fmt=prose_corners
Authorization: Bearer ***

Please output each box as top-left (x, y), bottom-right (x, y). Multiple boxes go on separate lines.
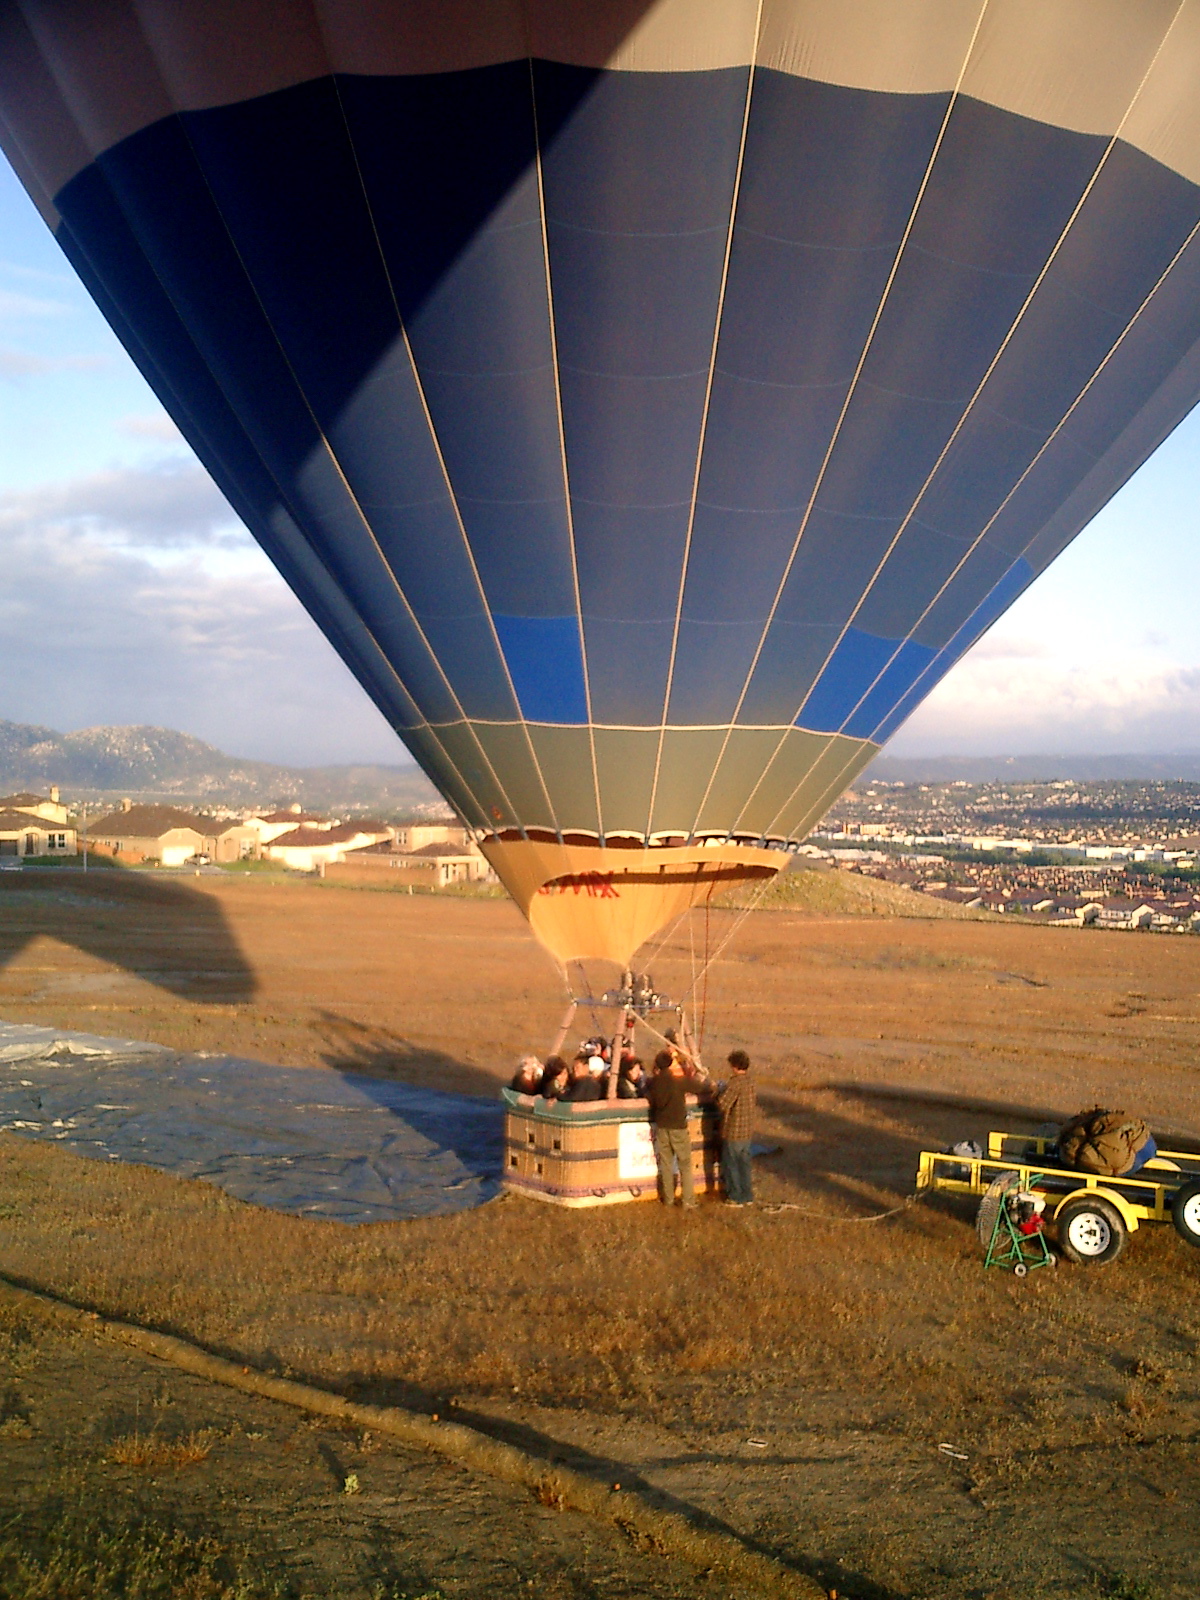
top-left (400, 840), bottom-right (495, 886)
top-left (328, 836), bottom-right (496, 888)
top-left (0, 808), bottom-right (76, 858)
top-left (263, 820), bottom-right (391, 872)
top-left (963, 890), bottom-right (1013, 912)
top-left (207, 816), bottom-right (268, 863)
top-left (0, 787), bottom-right (68, 825)
top-left (1096, 898), bottom-right (1156, 930)
top-left (250, 806), bottom-right (337, 846)
top-left (389, 822), bottom-right (472, 852)
top-left (1044, 896), bottom-right (1103, 924)
top-left (87, 802), bottom-right (216, 865)
top-left (0, 788), bottom-right (76, 858)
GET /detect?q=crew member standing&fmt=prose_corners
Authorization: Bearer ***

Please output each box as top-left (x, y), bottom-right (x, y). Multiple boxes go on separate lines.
top-left (716, 1050), bottom-right (756, 1206)
top-left (646, 1049), bottom-right (696, 1209)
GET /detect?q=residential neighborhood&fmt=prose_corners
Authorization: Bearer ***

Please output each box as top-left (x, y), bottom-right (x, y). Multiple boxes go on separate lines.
top-left (1, 776), bottom-right (1197, 927)
top-left (66, 798), bottom-right (496, 883)
top-left (801, 775), bottom-right (1200, 935)
top-left (0, 787), bottom-right (504, 883)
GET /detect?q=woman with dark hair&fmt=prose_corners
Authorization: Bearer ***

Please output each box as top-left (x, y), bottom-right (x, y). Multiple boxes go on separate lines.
top-left (539, 1056), bottom-right (570, 1100)
top-left (616, 1053), bottom-right (645, 1098)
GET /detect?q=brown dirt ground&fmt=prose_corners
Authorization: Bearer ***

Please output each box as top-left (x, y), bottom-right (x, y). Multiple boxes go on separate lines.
top-left (0, 1291), bottom-right (751, 1600)
top-left (1, 867), bottom-right (1200, 1598)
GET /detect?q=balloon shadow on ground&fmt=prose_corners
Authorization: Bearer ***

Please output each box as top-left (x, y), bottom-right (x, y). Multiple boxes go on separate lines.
top-left (752, 1082), bottom-right (1070, 1218)
top-left (311, 1007), bottom-right (506, 1184)
top-left (0, 865), bottom-right (257, 1005)
top-left (312, 1007), bottom-right (507, 1098)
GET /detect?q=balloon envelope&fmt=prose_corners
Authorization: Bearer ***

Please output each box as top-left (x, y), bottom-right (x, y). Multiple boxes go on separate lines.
top-left (4, 1), bottom-right (1200, 961)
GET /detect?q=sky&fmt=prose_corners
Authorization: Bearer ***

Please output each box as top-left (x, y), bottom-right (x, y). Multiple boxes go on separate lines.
top-left (2, 154), bottom-right (1199, 766)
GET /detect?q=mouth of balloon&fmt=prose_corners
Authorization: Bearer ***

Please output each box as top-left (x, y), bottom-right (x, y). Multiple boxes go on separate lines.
top-left (478, 834), bottom-right (783, 966)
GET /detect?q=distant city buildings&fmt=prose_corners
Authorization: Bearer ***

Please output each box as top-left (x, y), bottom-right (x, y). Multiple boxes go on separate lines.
top-left (807, 776), bottom-right (1200, 933)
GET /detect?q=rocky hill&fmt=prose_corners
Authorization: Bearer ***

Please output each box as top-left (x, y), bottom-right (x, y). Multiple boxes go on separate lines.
top-left (0, 720), bottom-right (443, 815)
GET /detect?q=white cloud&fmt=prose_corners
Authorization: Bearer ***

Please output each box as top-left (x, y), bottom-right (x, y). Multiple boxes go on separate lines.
top-left (0, 463), bottom-right (402, 765)
top-left (955, 630), bottom-right (1051, 662)
top-left (0, 286), bottom-right (70, 319)
top-left (0, 346), bottom-right (107, 379)
top-left (0, 258), bottom-right (74, 286)
top-left (116, 412), bottom-right (183, 442)
top-left (892, 651), bottom-right (1200, 755)
top-left (0, 459), bottom-right (249, 549)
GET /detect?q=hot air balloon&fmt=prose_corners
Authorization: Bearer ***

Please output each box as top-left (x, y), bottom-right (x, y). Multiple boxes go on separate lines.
top-left (3, 0), bottom-right (1200, 979)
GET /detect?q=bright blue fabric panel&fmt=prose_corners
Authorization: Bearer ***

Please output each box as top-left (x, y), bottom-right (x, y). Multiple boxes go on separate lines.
top-left (493, 615), bottom-right (589, 725)
top-left (842, 637), bottom-right (937, 739)
top-left (797, 627), bottom-right (907, 733)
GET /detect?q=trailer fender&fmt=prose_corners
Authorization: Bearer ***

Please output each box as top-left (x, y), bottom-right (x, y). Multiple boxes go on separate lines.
top-left (1052, 1186), bottom-right (1140, 1233)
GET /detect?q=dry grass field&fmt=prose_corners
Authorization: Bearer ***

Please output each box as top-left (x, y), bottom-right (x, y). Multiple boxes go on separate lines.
top-left (1, 867), bottom-right (1199, 1598)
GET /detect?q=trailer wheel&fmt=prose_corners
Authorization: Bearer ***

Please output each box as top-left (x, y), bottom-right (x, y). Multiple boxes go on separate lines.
top-left (1170, 1180), bottom-right (1200, 1248)
top-left (1057, 1197), bottom-right (1127, 1264)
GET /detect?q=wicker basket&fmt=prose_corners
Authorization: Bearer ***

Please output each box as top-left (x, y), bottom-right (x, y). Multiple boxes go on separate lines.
top-left (502, 1089), bottom-right (719, 1207)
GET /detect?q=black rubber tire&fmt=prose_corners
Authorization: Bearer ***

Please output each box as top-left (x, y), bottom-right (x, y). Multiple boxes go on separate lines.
top-left (1171, 1179), bottom-right (1200, 1248)
top-left (1056, 1197), bottom-right (1127, 1264)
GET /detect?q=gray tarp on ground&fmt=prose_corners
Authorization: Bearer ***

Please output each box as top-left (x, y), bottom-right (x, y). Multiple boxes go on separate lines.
top-left (0, 1022), bottom-right (502, 1223)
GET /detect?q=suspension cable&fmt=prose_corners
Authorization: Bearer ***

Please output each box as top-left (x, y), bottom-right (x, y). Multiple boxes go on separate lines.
top-left (672, 862), bottom-right (783, 1014)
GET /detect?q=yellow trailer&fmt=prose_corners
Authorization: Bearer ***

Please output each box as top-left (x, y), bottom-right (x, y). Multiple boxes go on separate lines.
top-left (916, 1131), bottom-right (1200, 1264)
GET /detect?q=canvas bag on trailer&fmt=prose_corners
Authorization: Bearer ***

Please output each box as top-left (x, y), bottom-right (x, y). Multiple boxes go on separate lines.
top-left (1057, 1108), bottom-right (1151, 1177)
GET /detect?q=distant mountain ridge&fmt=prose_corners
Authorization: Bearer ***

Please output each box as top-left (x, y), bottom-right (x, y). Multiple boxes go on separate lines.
top-left (867, 751), bottom-right (1200, 784)
top-left (8, 717), bottom-right (1200, 812)
top-left (0, 720), bottom-right (443, 813)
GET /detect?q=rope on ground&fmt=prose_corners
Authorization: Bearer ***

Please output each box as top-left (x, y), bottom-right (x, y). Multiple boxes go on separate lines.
top-left (756, 1191), bottom-right (926, 1224)
top-left (0, 1271), bottom-right (824, 1600)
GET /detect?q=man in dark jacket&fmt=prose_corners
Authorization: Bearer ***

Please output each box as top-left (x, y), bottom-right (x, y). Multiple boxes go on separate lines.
top-left (565, 1055), bottom-right (602, 1102)
top-left (716, 1050), bottom-right (755, 1205)
top-left (646, 1049), bottom-right (695, 1208)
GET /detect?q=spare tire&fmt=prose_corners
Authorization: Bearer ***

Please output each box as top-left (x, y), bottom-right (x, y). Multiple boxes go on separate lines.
top-left (1171, 1180), bottom-right (1200, 1248)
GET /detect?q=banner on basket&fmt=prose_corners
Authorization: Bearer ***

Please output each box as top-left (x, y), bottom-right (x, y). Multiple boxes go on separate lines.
top-left (618, 1120), bottom-right (658, 1181)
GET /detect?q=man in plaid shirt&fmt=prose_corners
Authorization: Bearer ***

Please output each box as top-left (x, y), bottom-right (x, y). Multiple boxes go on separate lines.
top-left (716, 1050), bottom-right (755, 1206)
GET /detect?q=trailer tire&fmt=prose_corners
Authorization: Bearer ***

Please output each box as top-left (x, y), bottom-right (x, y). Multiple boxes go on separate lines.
top-left (1170, 1180), bottom-right (1200, 1248)
top-left (1057, 1197), bottom-right (1127, 1264)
